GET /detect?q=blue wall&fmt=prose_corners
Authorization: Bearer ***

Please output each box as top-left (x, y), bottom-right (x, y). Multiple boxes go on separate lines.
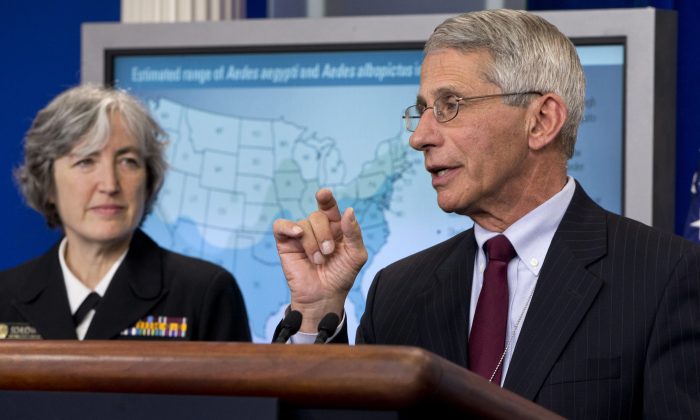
top-left (1, 1), bottom-right (698, 270)
top-left (673, 0), bottom-right (700, 235)
top-left (0, 0), bottom-right (120, 268)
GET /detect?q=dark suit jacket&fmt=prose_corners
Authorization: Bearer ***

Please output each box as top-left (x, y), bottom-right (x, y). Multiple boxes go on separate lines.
top-left (354, 184), bottom-right (700, 419)
top-left (0, 230), bottom-right (251, 341)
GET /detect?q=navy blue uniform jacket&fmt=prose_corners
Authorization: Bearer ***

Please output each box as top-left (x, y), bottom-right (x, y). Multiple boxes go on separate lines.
top-left (0, 230), bottom-right (251, 341)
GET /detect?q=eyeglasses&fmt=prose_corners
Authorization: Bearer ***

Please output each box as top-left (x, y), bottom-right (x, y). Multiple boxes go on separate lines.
top-left (402, 91), bottom-right (542, 132)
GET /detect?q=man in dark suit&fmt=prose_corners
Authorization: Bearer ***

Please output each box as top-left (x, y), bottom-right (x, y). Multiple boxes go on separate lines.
top-left (272, 9), bottom-right (700, 418)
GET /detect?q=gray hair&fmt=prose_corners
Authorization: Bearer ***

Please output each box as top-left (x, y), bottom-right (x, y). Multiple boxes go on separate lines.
top-left (15, 84), bottom-right (167, 228)
top-left (425, 9), bottom-right (585, 158)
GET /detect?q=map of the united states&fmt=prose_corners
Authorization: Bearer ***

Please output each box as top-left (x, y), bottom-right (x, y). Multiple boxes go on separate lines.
top-left (142, 98), bottom-right (412, 341)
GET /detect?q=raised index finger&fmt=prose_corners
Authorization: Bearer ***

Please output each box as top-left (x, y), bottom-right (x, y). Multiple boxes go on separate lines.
top-left (316, 188), bottom-right (341, 222)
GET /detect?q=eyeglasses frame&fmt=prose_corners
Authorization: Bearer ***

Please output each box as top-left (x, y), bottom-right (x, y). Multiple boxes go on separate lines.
top-left (403, 91), bottom-right (543, 132)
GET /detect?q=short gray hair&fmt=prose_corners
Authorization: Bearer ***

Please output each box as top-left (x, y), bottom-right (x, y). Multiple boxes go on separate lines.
top-left (425, 9), bottom-right (585, 158)
top-left (15, 84), bottom-right (168, 228)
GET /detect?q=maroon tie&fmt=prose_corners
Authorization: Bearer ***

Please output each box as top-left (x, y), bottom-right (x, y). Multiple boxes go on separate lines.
top-left (469, 234), bottom-right (516, 384)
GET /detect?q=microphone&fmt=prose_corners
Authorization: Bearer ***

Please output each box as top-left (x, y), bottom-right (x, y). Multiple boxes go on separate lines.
top-left (314, 312), bottom-right (340, 344)
top-left (274, 310), bottom-right (303, 343)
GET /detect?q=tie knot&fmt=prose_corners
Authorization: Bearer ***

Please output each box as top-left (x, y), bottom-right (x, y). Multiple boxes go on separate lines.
top-left (73, 292), bottom-right (101, 326)
top-left (485, 235), bottom-right (516, 263)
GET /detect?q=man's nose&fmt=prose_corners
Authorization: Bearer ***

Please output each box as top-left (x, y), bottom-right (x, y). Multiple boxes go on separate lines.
top-left (408, 110), bottom-right (441, 151)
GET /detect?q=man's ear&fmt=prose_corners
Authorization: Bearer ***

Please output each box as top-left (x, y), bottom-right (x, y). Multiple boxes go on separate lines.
top-left (527, 93), bottom-right (567, 151)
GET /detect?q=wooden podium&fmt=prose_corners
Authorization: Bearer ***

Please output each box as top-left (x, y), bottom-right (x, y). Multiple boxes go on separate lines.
top-left (0, 341), bottom-right (560, 419)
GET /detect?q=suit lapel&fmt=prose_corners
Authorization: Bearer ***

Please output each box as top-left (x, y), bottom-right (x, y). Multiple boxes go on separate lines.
top-left (86, 230), bottom-right (167, 339)
top-left (416, 230), bottom-right (477, 368)
top-left (504, 184), bottom-right (607, 399)
top-left (13, 241), bottom-right (77, 339)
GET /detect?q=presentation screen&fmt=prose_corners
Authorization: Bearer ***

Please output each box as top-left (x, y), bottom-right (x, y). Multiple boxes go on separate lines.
top-left (110, 42), bottom-right (624, 342)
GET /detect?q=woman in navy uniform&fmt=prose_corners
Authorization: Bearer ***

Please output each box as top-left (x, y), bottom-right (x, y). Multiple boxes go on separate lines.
top-left (0, 85), bottom-right (251, 341)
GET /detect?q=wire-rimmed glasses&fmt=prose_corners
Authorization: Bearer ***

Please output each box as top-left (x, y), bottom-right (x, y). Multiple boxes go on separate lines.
top-left (402, 91), bottom-right (543, 132)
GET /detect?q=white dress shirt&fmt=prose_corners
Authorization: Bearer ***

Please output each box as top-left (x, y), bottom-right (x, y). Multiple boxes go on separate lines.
top-left (58, 238), bottom-right (128, 340)
top-left (471, 176), bottom-right (575, 385)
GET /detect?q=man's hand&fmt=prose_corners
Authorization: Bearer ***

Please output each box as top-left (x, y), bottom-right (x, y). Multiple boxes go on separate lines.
top-left (273, 188), bottom-right (368, 332)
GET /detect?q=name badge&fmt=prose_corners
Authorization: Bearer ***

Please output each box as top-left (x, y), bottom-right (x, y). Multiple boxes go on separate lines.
top-left (0, 323), bottom-right (43, 340)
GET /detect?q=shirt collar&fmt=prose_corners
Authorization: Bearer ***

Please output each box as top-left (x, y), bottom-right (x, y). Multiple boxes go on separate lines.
top-left (474, 176), bottom-right (576, 276)
top-left (59, 238), bottom-right (129, 314)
